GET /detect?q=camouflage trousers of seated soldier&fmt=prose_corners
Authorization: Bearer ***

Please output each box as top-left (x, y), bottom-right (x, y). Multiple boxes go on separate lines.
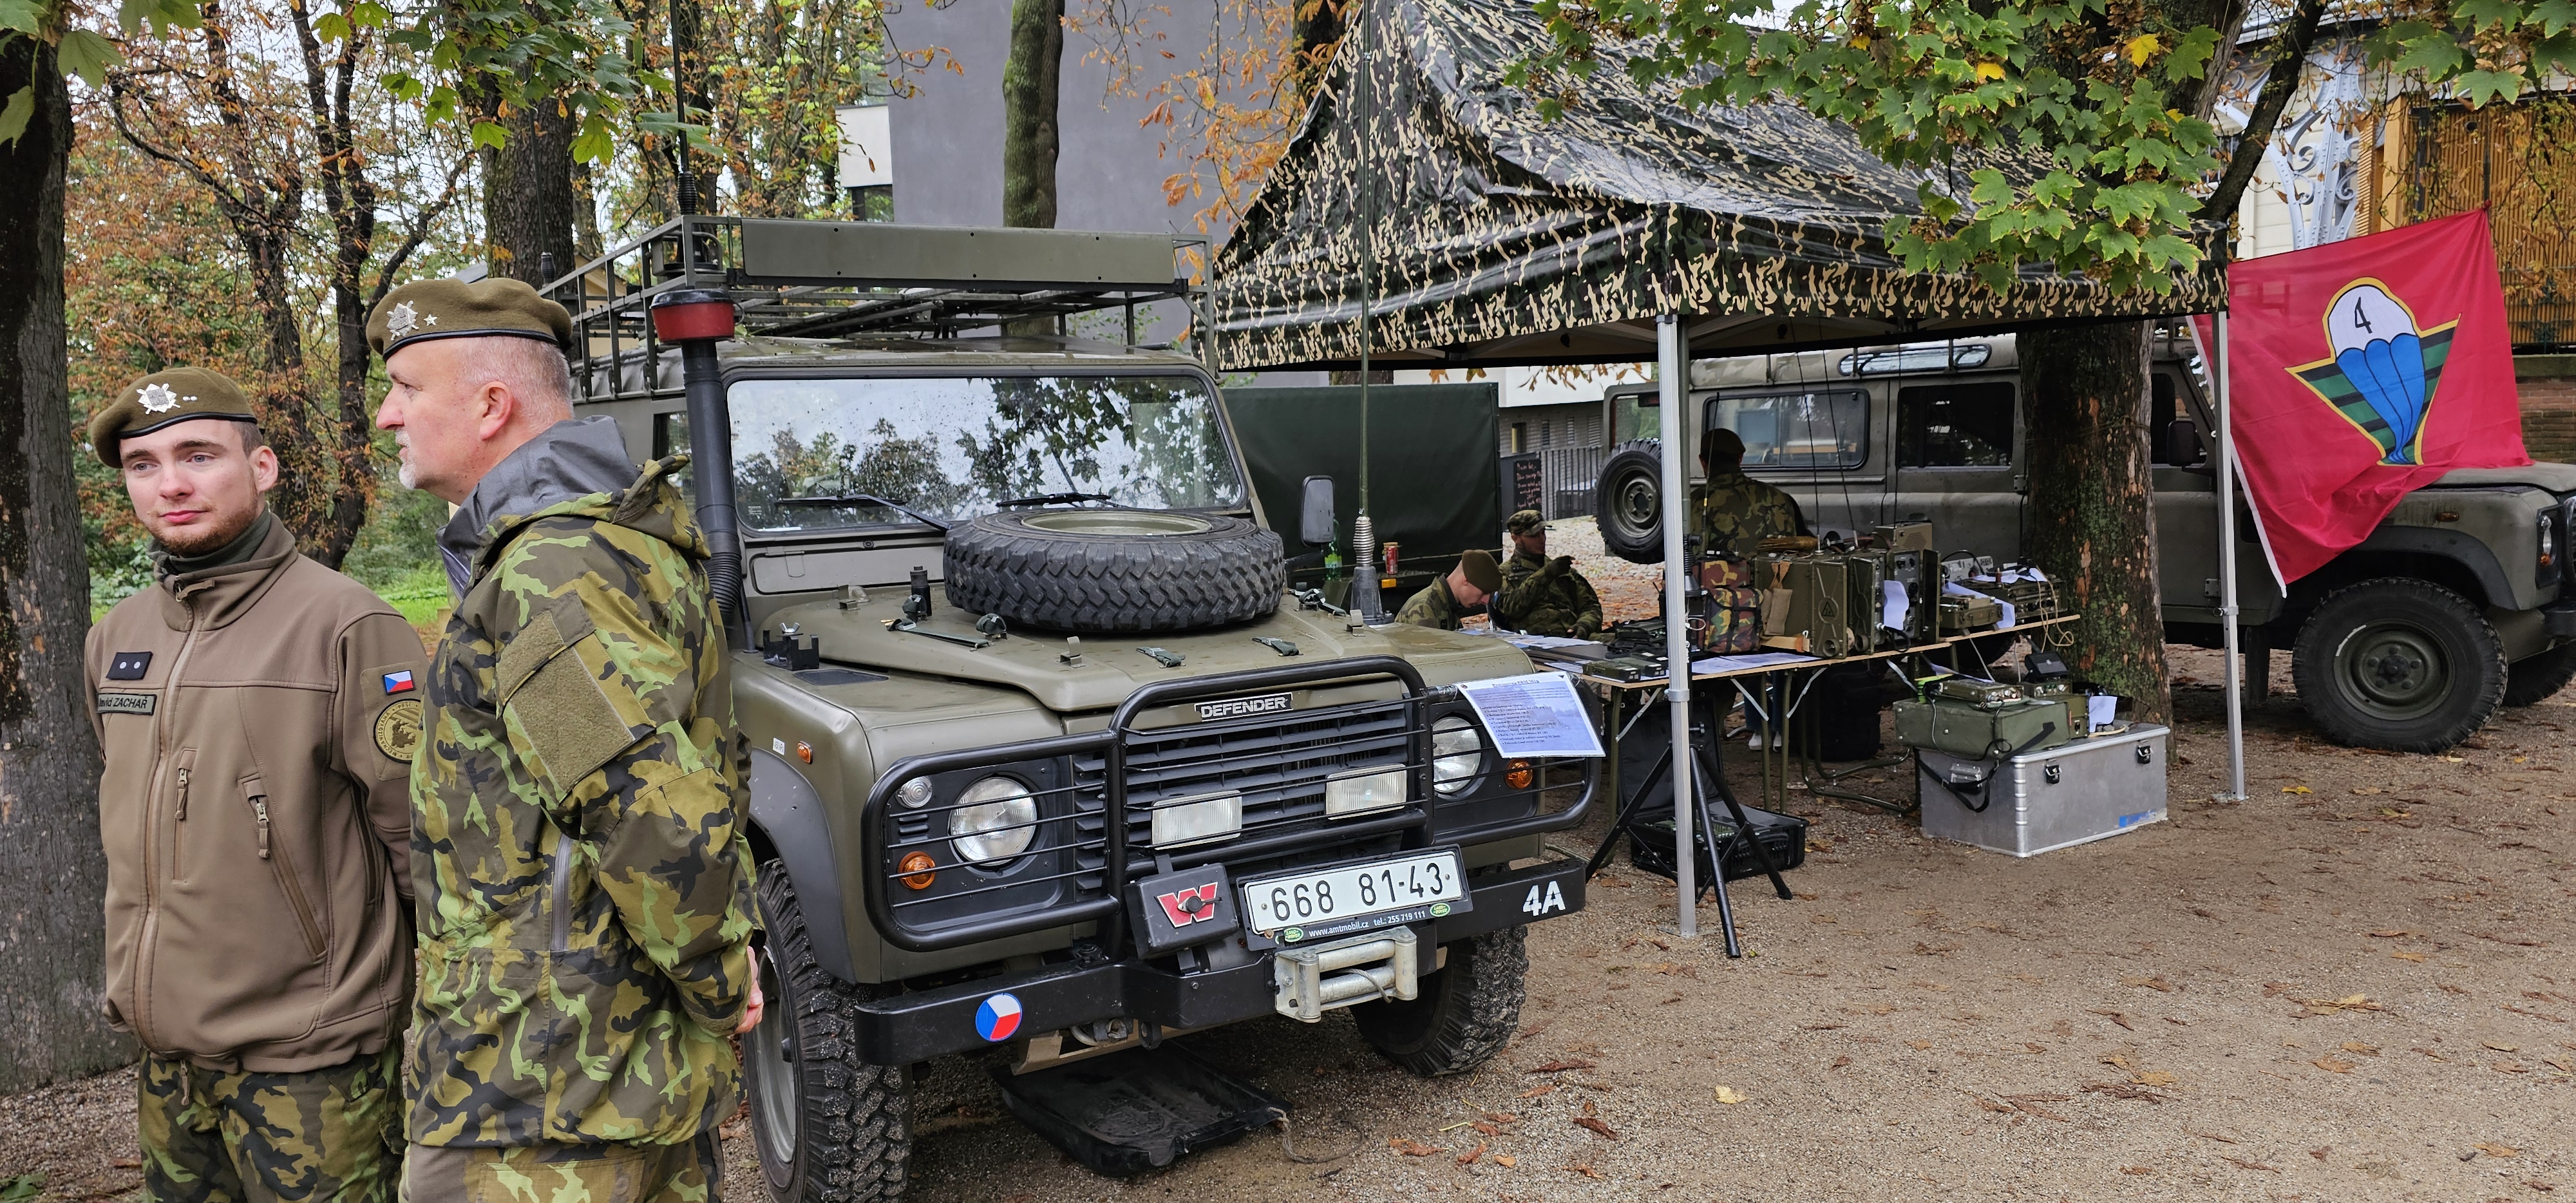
top-left (138, 1045), bottom-right (402, 1203)
top-left (401, 1134), bottom-right (720, 1203)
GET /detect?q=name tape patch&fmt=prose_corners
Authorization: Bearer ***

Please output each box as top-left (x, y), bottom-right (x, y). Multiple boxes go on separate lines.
top-left (1195, 693), bottom-right (1292, 721)
top-left (97, 692), bottom-right (156, 716)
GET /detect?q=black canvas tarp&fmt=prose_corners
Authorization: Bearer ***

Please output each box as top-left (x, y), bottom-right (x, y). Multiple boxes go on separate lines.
top-left (1226, 384), bottom-right (1500, 565)
top-left (1212, 0), bottom-right (2223, 371)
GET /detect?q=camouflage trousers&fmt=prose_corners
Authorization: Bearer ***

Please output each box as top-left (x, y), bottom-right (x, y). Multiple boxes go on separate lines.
top-left (138, 1045), bottom-right (403, 1203)
top-left (399, 1135), bottom-right (719, 1203)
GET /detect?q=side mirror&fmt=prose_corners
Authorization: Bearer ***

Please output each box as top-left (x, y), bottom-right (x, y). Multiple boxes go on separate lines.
top-left (2166, 419), bottom-right (2206, 468)
top-left (1299, 475), bottom-right (1336, 546)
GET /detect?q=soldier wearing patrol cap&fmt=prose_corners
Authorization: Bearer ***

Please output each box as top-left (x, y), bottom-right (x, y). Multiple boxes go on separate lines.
top-left (83, 368), bottom-right (425, 1203)
top-left (366, 277), bottom-right (762, 1203)
top-left (1490, 509), bottom-right (1603, 639)
top-left (1394, 547), bottom-right (1502, 630)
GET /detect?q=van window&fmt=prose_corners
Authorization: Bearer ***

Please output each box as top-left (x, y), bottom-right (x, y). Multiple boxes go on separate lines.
top-left (1703, 390), bottom-right (1868, 469)
top-left (2149, 373), bottom-right (2180, 465)
top-left (1896, 383), bottom-right (2014, 468)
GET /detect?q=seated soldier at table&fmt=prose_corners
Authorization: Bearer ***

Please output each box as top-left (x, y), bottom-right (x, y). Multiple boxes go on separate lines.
top-left (1394, 549), bottom-right (1502, 631)
top-left (1492, 508), bottom-right (1602, 639)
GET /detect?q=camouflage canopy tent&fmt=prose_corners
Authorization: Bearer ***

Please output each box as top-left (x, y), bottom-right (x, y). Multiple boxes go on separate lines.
top-left (1209, 0), bottom-right (2223, 372)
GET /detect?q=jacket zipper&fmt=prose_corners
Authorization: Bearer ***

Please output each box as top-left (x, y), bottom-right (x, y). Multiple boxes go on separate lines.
top-left (133, 609), bottom-right (208, 1051)
top-left (171, 755), bottom-right (194, 882)
top-left (247, 782), bottom-right (325, 960)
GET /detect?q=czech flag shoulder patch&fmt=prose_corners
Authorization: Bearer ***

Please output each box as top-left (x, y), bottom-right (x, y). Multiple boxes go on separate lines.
top-left (383, 670), bottom-right (417, 695)
top-left (974, 992), bottom-right (1023, 1042)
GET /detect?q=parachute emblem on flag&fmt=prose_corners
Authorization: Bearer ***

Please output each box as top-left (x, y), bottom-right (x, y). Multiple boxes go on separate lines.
top-left (2288, 279), bottom-right (2459, 466)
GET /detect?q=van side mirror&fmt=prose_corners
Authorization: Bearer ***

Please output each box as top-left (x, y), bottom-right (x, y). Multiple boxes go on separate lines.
top-left (2166, 419), bottom-right (2206, 468)
top-left (1299, 475), bottom-right (1336, 546)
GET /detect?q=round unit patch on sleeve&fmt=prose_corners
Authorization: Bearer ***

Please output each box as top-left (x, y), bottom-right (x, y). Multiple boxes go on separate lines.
top-left (374, 697), bottom-right (424, 763)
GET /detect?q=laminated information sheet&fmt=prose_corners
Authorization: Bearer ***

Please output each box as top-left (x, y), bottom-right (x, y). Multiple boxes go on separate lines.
top-left (1454, 673), bottom-right (1605, 759)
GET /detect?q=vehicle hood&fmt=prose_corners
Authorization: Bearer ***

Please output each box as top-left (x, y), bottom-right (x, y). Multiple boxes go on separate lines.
top-left (770, 593), bottom-right (1537, 712)
top-left (2427, 462), bottom-right (2576, 493)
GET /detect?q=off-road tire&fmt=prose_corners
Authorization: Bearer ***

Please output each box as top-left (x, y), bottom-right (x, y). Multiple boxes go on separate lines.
top-left (1594, 442), bottom-right (1667, 565)
top-left (2503, 641), bottom-right (2576, 706)
top-left (2291, 578), bottom-right (2506, 753)
top-left (747, 858), bottom-right (910, 1203)
top-left (1350, 926), bottom-right (1527, 1077)
top-left (943, 509), bottom-right (1285, 633)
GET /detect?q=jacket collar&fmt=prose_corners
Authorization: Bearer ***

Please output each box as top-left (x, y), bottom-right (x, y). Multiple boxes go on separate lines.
top-left (155, 518), bottom-right (301, 632)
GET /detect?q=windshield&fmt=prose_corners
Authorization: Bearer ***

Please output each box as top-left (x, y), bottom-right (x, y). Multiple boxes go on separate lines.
top-left (729, 374), bottom-right (1244, 531)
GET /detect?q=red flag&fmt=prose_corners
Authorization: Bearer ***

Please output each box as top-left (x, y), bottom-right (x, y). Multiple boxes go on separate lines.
top-left (2199, 211), bottom-right (2530, 583)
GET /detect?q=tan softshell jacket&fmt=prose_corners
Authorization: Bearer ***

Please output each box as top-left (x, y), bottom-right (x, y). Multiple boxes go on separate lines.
top-left (86, 520), bottom-right (428, 1072)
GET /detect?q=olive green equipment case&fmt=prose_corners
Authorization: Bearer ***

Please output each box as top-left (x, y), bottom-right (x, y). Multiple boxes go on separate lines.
top-left (1937, 591), bottom-right (2002, 634)
top-left (1892, 694), bottom-right (2072, 759)
top-left (1756, 553), bottom-right (1855, 658)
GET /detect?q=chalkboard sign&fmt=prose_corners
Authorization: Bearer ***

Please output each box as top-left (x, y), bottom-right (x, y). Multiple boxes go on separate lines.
top-left (1500, 453), bottom-right (1544, 520)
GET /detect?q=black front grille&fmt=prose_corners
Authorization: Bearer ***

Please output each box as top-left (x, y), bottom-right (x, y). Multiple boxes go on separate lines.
top-left (1069, 699), bottom-right (1416, 889)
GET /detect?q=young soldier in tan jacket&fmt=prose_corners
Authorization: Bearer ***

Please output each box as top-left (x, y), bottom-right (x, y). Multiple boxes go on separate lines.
top-left (84, 368), bottom-right (428, 1203)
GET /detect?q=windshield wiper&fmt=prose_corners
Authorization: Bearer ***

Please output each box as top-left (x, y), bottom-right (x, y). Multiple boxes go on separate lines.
top-left (997, 491), bottom-right (1115, 509)
top-left (775, 493), bottom-right (952, 531)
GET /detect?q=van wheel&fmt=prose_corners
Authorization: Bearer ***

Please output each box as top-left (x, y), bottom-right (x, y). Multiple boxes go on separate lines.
top-left (1593, 443), bottom-right (1667, 565)
top-left (1350, 927), bottom-right (1526, 1077)
top-left (2291, 579), bottom-right (2505, 753)
top-left (2503, 642), bottom-right (2576, 706)
top-left (747, 859), bottom-right (911, 1202)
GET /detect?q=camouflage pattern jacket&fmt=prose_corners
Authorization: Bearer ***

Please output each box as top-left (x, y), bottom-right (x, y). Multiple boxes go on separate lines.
top-left (1393, 577), bottom-right (1467, 630)
top-left (1492, 551), bottom-right (1602, 639)
top-left (410, 420), bottom-right (757, 1148)
top-left (1688, 471), bottom-right (1801, 558)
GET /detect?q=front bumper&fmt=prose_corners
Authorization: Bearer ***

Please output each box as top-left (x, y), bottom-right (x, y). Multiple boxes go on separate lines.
top-left (849, 855), bottom-right (1588, 1065)
top-left (2545, 598), bottom-right (2576, 639)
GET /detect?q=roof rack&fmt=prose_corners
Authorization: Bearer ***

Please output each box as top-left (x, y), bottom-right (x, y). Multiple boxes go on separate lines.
top-left (543, 215), bottom-right (1214, 404)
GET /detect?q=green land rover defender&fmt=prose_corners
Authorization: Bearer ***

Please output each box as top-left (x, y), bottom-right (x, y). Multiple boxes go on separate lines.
top-left (547, 217), bottom-right (1596, 1200)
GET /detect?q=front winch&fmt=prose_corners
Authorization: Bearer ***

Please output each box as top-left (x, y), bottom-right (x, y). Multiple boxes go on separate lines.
top-left (1273, 927), bottom-right (1419, 1022)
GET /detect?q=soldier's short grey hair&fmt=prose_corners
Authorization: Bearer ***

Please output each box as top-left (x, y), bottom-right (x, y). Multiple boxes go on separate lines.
top-left (477, 335), bottom-right (577, 421)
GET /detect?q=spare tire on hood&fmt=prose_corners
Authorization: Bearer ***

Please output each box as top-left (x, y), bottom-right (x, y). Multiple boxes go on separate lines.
top-left (943, 508), bottom-right (1287, 634)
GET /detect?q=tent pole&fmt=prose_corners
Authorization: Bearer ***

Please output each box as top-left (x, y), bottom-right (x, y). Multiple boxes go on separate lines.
top-left (1657, 313), bottom-right (1697, 938)
top-left (1349, 0), bottom-right (1383, 622)
top-left (2214, 310), bottom-right (2248, 802)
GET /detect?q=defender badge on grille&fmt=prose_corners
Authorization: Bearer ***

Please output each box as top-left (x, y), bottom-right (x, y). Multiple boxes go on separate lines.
top-left (1195, 692), bottom-right (1292, 721)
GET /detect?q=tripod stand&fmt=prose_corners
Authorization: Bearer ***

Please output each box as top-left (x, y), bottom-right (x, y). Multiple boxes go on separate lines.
top-left (1586, 687), bottom-right (1794, 957)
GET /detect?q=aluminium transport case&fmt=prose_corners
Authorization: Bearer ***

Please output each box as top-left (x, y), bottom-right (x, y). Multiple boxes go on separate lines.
top-left (1916, 724), bottom-right (2170, 857)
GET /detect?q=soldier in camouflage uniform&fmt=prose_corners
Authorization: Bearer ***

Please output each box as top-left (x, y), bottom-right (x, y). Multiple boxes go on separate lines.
top-left (1490, 508), bottom-right (1602, 639)
top-left (366, 279), bottom-right (761, 1203)
top-left (1689, 428), bottom-right (1803, 556)
top-left (1394, 548), bottom-right (1502, 630)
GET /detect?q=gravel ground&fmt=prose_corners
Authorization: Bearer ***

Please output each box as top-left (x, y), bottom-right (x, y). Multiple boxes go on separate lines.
top-left (9, 523), bottom-right (2571, 1201)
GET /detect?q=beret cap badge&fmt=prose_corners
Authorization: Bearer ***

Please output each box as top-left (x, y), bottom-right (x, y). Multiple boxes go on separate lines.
top-left (138, 383), bottom-right (180, 413)
top-left (387, 302), bottom-right (420, 337)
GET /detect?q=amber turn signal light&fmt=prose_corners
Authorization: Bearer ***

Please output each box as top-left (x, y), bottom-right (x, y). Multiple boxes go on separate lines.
top-left (1505, 759), bottom-right (1534, 790)
top-left (796, 741), bottom-right (813, 764)
top-left (898, 851), bottom-right (937, 890)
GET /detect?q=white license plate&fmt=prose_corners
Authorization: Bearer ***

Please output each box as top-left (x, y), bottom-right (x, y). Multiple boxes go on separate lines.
top-left (1240, 850), bottom-right (1464, 936)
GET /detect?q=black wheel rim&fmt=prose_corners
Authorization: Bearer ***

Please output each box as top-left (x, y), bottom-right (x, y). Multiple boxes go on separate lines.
top-left (746, 938), bottom-right (800, 1177)
top-left (2336, 621), bottom-right (2449, 720)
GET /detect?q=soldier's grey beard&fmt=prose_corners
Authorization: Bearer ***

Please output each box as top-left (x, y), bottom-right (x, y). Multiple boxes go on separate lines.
top-left (395, 431), bottom-right (419, 490)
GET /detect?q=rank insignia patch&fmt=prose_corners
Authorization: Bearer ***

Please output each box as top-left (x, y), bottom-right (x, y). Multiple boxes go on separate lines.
top-left (108, 652), bottom-right (152, 681)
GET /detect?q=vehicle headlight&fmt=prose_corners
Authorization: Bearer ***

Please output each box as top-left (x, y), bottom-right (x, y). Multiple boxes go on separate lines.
top-left (1431, 715), bottom-right (1486, 795)
top-left (949, 776), bottom-right (1039, 866)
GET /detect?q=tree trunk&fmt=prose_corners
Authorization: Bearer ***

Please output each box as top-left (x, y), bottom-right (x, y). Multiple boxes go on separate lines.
top-left (1001, 0), bottom-right (1063, 230)
top-left (0, 37), bottom-right (130, 1093)
top-left (482, 98), bottom-right (579, 284)
top-left (2022, 322), bottom-right (2171, 725)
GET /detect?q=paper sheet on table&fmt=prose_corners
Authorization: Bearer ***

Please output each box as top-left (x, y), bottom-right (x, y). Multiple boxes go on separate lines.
top-left (2087, 694), bottom-right (2119, 732)
top-left (1690, 650), bottom-right (1821, 674)
top-left (1944, 580), bottom-right (2015, 629)
top-left (1880, 580), bottom-right (1909, 632)
top-left (1505, 634), bottom-right (1602, 650)
top-left (1454, 673), bottom-right (1605, 758)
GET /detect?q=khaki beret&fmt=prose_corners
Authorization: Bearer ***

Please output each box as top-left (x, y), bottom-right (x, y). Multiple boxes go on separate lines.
top-left (1506, 508), bottom-right (1545, 535)
top-left (1457, 548), bottom-right (1503, 594)
top-left (89, 367), bottom-right (260, 466)
top-left (368, 277), bottom-right (573, 359)
top-left (1701, 427), bottom-right (1747, 461)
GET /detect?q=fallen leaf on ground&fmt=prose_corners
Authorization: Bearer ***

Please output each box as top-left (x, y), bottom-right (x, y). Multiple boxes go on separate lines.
top-left (2082, 1081), bottom-right (2171, 1104)
top-left (2282, 785), bottom-right (2312, 794)
top-left (2313, 1057), bottom-right (2356, 1074)
top-left (1456, 1142), bottom-right (1487, 1166)
top-left (2221, 1156), bottom-right (2282, 1173)
top-left (2099, 1053), bottom-right (2135, 1070)
top-left (2495, 1061), bottom-right (2532, 1074)
top-left (2311, 1148), bottom-right (2331, 1160)
top-left (2121, 1166), bottom-right (2155, 1175)
top-left (2476, 1143), bottom-right (2521, 1158)
top-left (1390, 1139), bottom-right (1446, 1157)
top-left (2123, 975), bottom-right (2176, 992)
top-left (2368, 929), bottom-right (2410, 938)
top-left (1830, 1056), bottom-right (1852, 1070)
top-left (2130, 1070), bottom-right (2177, 1086)
top-left (2392, 951), bottom-right (2428, 962)
top-left (1565, 1161), bottom-right (1602, 1179)
top-left (2185, 1130), bottom-right (2240, 1144)
top-left (1517, 1084), bottom-right (1557, 1099)
top-left (1575, 1117), bottom-right (1619, 1141)
top-left (1714, 1085), bottom-right (1747, 1104)
top-left (2485, 1041), bottom-right (2520, 1052)
top-left (2089, 1009), bottom-right (2135, 1030)
top-left (1494, 1154), bottom-right (1516, 1168)
top-left (2342, 1043), bottom-right (2380, 1056)
top-left (1526, 1058), bottom-right (1597, 1074)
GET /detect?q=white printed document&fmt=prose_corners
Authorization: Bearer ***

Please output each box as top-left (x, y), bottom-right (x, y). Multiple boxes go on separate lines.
top-left (1454, 673), bottom-right (1605, 759)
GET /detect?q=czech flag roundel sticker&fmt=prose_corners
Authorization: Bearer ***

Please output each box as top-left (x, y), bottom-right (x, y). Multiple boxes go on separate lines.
top-left (974, 992), bottom-right (1023, 1042)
